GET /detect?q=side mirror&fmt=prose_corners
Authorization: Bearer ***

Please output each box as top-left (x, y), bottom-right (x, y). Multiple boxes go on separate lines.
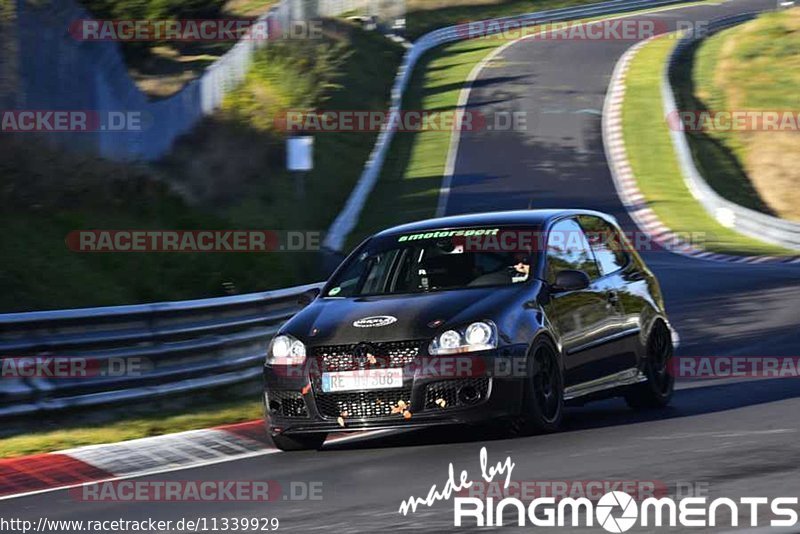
top-left (552, 270), bottom-right (590, 292)
top-left (299, 287), bottom-right (321, 306)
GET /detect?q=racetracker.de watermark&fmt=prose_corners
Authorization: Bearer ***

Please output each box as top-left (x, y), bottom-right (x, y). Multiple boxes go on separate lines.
top-left (670, 356), bottom-right (800, 379)
top-left (70, 480), bottom-right (322, 502)
top-left (458, 480), bottom-right (669, 501)
top-left (455, 19), bottom-right (711, 41)
top-left (401, 228), bottom-right (709, 254)
top-left (667, 110), bottom-right (800, 132)
top-left (274, 355), bottom-right (492, 379)
top-left (1, 110), bottom-right (145, 132)
top-left (274, 110), bottom-right (527, 133)
top-left (1, 356), bottom-right (151, 378)
top-left (65, 230), bottom-right (322, 252)
top-left (68, 18), bottom-right (323, 41)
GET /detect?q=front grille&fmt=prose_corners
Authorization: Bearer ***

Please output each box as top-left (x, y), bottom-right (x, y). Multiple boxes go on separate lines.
top-left (311, 340), bottom-right (424, 372)
top-left (315, 388), bottom-right (413, 419)
top-left (310, 340), bottom-right (421, 420)
top-left (267, 390), bottom-right (309, 418)
top-left (424, 377), bottom-right (491, 410)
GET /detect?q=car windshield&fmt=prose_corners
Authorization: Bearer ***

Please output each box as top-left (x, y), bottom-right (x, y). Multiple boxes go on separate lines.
top-left (325, 227), bottom-right (538, 297)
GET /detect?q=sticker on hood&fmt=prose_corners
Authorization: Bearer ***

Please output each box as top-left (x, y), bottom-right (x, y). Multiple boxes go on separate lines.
top-left (353, 315), bottom-right (398, 328)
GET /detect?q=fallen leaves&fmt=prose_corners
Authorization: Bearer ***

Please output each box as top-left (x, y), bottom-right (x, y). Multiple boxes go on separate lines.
top-left (337, 410), bottom-right (350, 427)
top-left (435, 398), bottom-right (447, 408)
top-left (390, 399), bottom-right (412, 420)
top-left (390, 399), bottom-right (407, 414)
top-left (301, 384), bottom-right (312, 395)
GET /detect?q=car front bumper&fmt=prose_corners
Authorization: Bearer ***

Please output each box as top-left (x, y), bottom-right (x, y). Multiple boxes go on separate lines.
top-left (263, 345), bottom-right (529, 436)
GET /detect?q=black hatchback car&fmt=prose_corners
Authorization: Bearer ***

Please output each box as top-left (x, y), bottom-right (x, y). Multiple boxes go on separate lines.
top-left (263, 210), bottom-right (674, 450)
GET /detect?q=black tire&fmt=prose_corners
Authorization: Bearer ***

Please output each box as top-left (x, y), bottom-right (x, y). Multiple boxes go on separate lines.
top-left (501, 336), bottom-right (564, 436)
top-left (271, 432), bottom-right (327, 451)
top-left (625, 321), bottom-right (674, 410)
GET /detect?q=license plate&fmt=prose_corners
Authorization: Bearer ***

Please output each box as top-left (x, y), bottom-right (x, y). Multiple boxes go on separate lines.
top-left (321, 368), bottom-right (403, 392)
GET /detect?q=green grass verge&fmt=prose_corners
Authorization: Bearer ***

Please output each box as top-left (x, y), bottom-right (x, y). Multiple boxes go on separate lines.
top-left (671, 21), bottom-right (767, 212)
top-left (677, 8), bottom-right (800, 221)
top-left (622, 35), bottom-right (793, 256)
top-left (0, 389), bottom-right (262, 458)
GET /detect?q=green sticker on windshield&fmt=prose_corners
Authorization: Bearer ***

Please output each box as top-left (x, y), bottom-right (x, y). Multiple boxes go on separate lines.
top-left (328, 287), bottom-right (341, 296)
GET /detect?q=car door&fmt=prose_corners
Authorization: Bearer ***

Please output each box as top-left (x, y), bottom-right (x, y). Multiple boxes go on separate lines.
top-left (577, 215), bottom-right (639, 375)
top-left (542, 218), bottom-right (616, 387)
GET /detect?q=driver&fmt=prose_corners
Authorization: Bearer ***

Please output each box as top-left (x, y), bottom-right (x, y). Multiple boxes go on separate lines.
top-left (511, 252), bottom-right (531, 281)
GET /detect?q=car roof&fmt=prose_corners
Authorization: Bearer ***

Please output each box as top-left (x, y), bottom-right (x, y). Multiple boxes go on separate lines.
top-left (373, 209), bottom-right (615, 237)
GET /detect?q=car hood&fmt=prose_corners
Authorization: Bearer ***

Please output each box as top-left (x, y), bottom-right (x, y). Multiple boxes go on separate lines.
top-left (283, 285), bottom-right (525, 346)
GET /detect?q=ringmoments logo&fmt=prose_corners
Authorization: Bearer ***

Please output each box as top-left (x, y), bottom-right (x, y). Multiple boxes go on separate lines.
top-left (595, 491), bottom-right (638, 533)
top-left (398, 448), bottom-right (800, 530)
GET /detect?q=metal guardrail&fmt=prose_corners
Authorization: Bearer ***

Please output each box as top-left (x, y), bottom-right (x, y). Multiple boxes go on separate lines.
top-left (0, 283), bottom-right (322, 417)
top-left (663, 13), bottom-right (800, 250)
top-left (322, 0), bottom-right (701, 251)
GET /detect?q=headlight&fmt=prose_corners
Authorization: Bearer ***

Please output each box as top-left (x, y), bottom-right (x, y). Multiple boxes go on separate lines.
top-left (429, 321), bottom-right (497, 355)
top-left (465, 322), bottom-right (493, 346)
top-left (439, 330), bottom-right (462, 350)
top-left (267, 334), bottom-right (306, 365)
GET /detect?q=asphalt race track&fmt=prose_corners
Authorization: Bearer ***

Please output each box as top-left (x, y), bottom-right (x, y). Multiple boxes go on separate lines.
top-left (445, 0), bottom-right (799, 359)
top-left (3, 0), bottom-right (799, 532)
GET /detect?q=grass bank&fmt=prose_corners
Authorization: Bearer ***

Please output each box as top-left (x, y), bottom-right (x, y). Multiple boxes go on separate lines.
top-left (677, 7), bottom-right (800, 221)
top-left (0, 21), bottom-right (402, 312)
top-left (622, 35), bottom-right (793, 256)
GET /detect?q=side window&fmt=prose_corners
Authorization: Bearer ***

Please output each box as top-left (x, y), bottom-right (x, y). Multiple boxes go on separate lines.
top-left (577, 215), bottom-right (630, 276)
top-left (361, 250), bottom-right (400, 294)
top-left (546, 219), bottom-right (599, 282)
top-left (326, 252), bottom-right (367, 297)
top-left (326, 248), bottom-right (398, 297)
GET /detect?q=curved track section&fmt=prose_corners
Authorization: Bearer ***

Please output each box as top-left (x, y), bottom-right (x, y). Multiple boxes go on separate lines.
top-left (444, 0), bottom-right (798, 358)
top-left (1, 1), bottom-right (798, 532)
